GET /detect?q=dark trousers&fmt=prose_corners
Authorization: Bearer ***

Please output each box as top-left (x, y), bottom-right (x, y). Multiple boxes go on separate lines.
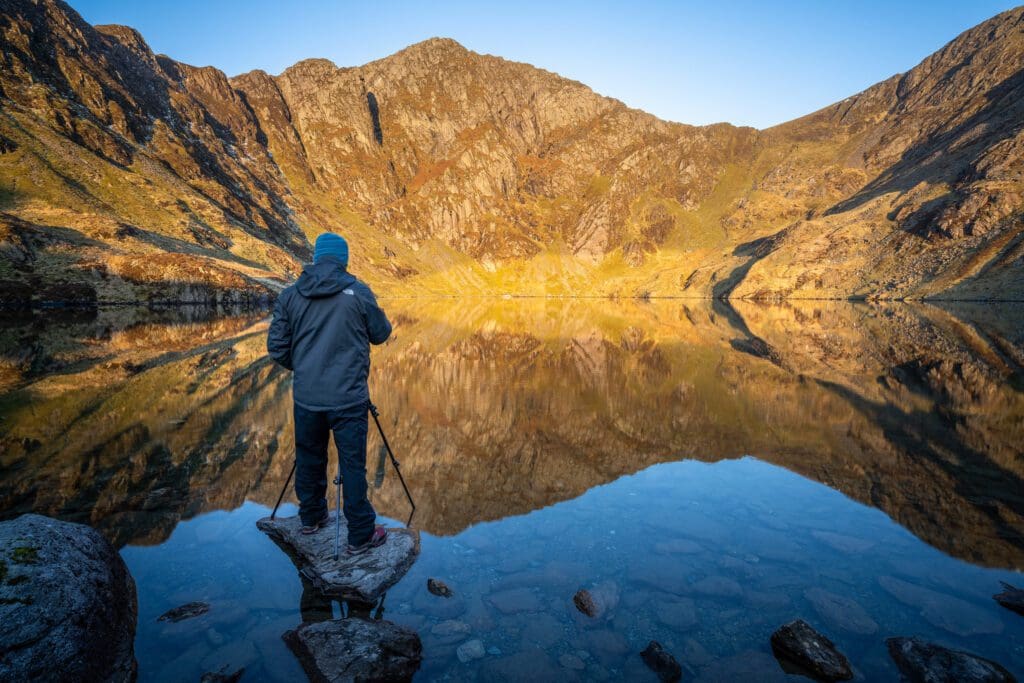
top-left (294, 402), bottom-right (376, 546)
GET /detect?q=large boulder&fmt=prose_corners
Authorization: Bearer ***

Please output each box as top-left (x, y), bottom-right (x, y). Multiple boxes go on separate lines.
top-left (0, 514), bottom-right (137, 682)
top-left (257, 515), bottom-right (419, 602)
top-left (283, 618), bottom-right (422, 682)
top-left (887, 637), bottom-right (1015, 683)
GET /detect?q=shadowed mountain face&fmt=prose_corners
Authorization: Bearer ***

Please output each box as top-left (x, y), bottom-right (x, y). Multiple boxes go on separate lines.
top-left (0, 0), bottom-right (1021, 302)
top-left (1, 300), bottom-right (1021, 568)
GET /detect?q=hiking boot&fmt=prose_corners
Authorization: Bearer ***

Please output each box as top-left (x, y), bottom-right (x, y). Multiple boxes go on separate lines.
top-left (347, 526), bottom-right (387, 555)
top-left (300, 512), bottom-right (329, 535)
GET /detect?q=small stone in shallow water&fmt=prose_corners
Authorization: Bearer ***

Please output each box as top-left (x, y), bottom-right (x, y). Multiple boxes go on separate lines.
top-left (770, 619), bottom-right (852, 681)
top-left (456, 639), bottom-right (485, 663)
top-left (653, 596), bottom-right (697, 630)
top-left (887, 637), bottom-right (1015, 683)
top-left (486, 587), bottom-right (543, 614)
top-left (559, 653), bottom-right (586, 670)
top-left (200, 666), bottom-right (243, 683)
top-left (430, 619), bottom-right (471, 644)
top-left (654, 538), bottom-right (703, 555)
top-left (640, 640), bottom-right (682, 682)
top-left (427, 578), bottom-right (453, 598)
top-left (804, 587), bottom-right (877, 635)
top-left (571, 581), bottom-right (620, 621)
top-left (691, 575), bottom-right (743, 598)
top-left (574, 588), bottom-right (598, 617)
top-left (993, 582), bottom-right (1024, 617)
top-left (159, 601), bottom-right (210, 623)
top-left (811, 530), bottom-right (875, 554)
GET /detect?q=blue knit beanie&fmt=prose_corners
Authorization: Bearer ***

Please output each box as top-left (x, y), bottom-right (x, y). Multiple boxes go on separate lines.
top-left (313, 233), bottom-right (348, 267)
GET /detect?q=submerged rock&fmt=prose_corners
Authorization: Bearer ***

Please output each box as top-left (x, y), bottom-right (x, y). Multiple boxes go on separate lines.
top-left (456, 638), bottom-right (486, 663)
top-left (257, 515), bottom-right (419, 602)
top-left (574, 588), bottom-right (598, 617)
top-left (770, 619), bottom-right (853, 681)
top-left (486, 587), bottom-right (543, 614)
top-left (283, 618), bottom-right (422, 682)
top-left (653, 595), bottom-right (698, 630)
top-left (878, 576), bottom-right (1003, 636)
top-left (887, 637), bottom-right (1015, 683)
top-left (804, 587), bottom-right (878, 635)
top-left (640, 640), bottom-right (682, 682)
top-left (559, 653), bottom-right (586, 670)
top-left (429, 619), bottom-right (471, 645)
top-left (427, 578), bottom-right (453, 598)
top-left (0, 514), bottom-right (137, 682)
top-left (993, 582), bottom-right (1024, 617)
top-left (158, 600), bottom-right (210, 622)
top-left (573, 580), bottom-right (619, 620)
top-left (200, 666), bottom-right (244, 683)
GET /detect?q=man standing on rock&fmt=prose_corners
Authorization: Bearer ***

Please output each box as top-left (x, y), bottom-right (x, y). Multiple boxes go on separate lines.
top-left (267, 233), bottom-right (392, 554)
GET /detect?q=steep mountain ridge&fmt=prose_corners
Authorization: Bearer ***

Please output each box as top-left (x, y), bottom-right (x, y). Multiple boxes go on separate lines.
top-left (0, 0), bottom-right (1020, 303)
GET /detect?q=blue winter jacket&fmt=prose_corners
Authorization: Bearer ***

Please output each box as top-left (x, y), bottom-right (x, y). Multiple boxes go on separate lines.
top-left (267, 256), bottom-right (392, 411)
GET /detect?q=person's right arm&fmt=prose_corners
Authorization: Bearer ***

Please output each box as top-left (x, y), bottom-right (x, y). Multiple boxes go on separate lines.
top-left (267, 292), bottom-right (294, 370)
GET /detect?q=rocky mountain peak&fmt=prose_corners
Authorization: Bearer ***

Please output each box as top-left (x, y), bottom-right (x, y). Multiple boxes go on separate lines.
top-left (0, 0), bottom-right (1020, 302)
top-left (94, 23), bottom-right (150, 54)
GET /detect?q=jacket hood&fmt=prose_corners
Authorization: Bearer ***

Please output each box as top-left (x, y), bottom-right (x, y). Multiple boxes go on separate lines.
top-left (295, 257), bottom-right (357, 298)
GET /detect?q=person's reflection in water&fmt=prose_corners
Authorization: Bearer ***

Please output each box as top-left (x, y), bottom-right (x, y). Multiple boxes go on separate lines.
top-left (299, 577), bottom-right (386, 624)
top-left (299, 577), bottom-right (333, 624)
top-left (374, 443), bottom-right (387, 489)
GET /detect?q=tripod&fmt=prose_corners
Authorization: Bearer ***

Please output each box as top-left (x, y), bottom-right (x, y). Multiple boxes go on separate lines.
top-left (270, 402), bottom-right (417, 560)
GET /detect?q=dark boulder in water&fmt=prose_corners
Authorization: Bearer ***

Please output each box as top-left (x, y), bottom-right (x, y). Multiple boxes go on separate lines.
top-left (283, 618), bottom-right (422, 682)
top-left (157, 600), bottom-right (210, 622)
top-left (993, 582), bottom-right (1024, 617)
top-left (887, 637), bottom-right (1016, 683)
top-left (427, 577), bottom-right (453, 597)
top-left (640, 640), bottom-right (682, 682)
top-left (770, 619), bottom-right (852, 681)
top-left (0, 514), bottom-right (137, 682)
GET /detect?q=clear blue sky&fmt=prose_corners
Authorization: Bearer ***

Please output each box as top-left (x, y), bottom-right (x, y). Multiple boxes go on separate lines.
top-left (70, 0), bottom-right (1017, 129)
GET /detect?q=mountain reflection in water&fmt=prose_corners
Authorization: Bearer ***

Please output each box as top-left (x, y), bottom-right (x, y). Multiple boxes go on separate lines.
top-left (3, 299), bottom-right (1024, 680)
top-left (1, 299), bottom-right (1021, 567)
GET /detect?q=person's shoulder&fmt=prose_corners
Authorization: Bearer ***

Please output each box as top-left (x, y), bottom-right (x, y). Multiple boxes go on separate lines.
top-left (349, 277), bottom-right (378, 299)
top-left (275, 283), bottom-right (299, 305)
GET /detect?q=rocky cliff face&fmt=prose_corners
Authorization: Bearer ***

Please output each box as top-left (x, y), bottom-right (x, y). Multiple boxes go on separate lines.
top-left (0, 0), bottom-right (1021, 300)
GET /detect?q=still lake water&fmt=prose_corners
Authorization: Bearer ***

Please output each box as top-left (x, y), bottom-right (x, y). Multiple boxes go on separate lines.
top-left (1, 298), bottom-right (1022, 681)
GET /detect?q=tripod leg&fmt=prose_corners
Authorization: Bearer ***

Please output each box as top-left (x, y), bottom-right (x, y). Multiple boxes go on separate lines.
top-left (271, 460), bottom-right (296, 520)
top-left (333, 472), bottom-right (342, 561)
top-left (369, 403), bottom-right (416, 515)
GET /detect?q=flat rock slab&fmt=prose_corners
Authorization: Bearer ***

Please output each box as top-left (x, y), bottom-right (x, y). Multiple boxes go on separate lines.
top-left (887, 637), bottom-right (1015, 683)
top-left (257, 515), bottom-right (419, 602)
top-left (283, 618), bottom-right (422, 682)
